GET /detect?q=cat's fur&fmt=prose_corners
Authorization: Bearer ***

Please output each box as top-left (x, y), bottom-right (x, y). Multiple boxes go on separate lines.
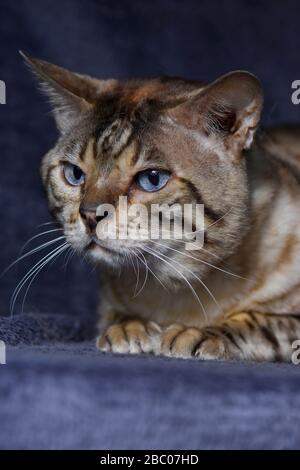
top-left (23, 52), bottom-right (300, 361)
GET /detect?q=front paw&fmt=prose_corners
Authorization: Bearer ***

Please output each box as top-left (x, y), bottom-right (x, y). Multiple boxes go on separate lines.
top-left (97, 319), bottom-right (162, 355)
top-left (161, 324), bottom-right (229, 360)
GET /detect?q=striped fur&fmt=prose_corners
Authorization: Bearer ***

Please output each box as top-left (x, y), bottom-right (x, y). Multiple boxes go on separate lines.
top-left (24, 54), bottom-right (300, 362)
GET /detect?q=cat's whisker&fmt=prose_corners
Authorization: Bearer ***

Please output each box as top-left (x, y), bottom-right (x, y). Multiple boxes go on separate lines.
top-left (134, 247), bottom-right (167, 293)
top-left (10, 242), bottom-right (68, 315)
top-left (149, 238), bottom-right (250, 281)
top-left (205, 207), bottom-right (234, 231)
top-left (135, 226), bottom-right (223, 262)
top-left (36, 221), bottom-right (61, 228)
top-left (20, 243), bottom-right (69, 314)
top-left (19, 228), bottom-right (64, 256)
top-left (133, 251), bottom-right (141, 296)
top-left (142, 245), bottom-right (207, 321)
top-left (132, 251), bottom-right (149, 297)
top-left (181, 206), bottom-right (234, 237)
top-left (63, 246), bottom-right (75, 271)
top-left (168, 237), bottom-right (223, 262)
top-left (132, 205), bottom-right (230, 241)
top-left (1, 236), bottom-right (66, 278)
top-left (10, 242), bottom-right (69, 316)
top-left (127, 250), bottom-right (140, 297)
top-left (81, 249), bottom-right (99, 275)
top-left (138, 232), bottom-right (249, 282)
top-left (132, 249), bottom-right (149, 298)
top-left (148, 239), bottom-right (222, 315)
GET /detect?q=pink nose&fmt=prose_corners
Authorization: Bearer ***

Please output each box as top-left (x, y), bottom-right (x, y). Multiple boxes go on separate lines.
top-left (79, 205), bottom-right (109, 232)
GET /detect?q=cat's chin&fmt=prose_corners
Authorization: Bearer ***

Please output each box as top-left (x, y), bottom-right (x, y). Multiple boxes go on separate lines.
top-left (84, 239), bottom-right (127, 266)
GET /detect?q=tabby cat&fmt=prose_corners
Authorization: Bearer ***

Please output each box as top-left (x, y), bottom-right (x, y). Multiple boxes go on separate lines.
top-left (22, 52), bottom-right (300, 362)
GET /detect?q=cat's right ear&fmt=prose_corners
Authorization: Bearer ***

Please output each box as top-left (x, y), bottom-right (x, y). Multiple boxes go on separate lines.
top-left (167, 71), bottom-right (263, 161)
top-left (20, 51), bottom-right (101, 133)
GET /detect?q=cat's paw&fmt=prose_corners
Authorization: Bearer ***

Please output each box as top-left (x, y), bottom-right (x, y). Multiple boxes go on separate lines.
top-left (96, 319), bottom-right (162, 355)
top-left (161, 323), bottom-right (228, 360)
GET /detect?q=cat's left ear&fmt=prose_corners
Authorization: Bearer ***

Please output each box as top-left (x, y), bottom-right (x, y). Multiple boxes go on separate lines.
top-left (20, 51), bottom-right (101, 133)
top-left (168, 71), bottom-right (263, 160)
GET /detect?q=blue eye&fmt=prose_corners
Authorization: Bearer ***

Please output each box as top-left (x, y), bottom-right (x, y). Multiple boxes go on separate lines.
top-left (136, 169), bottom-right (170, 192)
top-left (63, 163), bottom-right (85, 186)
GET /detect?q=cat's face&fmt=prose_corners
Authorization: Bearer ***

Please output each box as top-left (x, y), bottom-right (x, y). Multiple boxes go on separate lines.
top-left (24, 54), bottom-right (263, 284)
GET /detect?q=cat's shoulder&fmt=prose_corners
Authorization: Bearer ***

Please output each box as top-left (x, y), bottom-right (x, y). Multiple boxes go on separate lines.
top-left (260, 125), bottom-right (300, 170)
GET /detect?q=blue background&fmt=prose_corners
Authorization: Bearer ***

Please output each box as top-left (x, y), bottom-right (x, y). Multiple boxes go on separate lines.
top-left (1, 0), bottom-right (300, 317)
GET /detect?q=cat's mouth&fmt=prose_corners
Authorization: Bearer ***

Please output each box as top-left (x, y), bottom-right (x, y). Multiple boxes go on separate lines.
top-left (85, 236), bottom-right (125, 258)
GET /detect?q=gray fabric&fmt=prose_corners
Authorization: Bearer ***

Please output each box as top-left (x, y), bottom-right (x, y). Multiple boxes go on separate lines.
top-left (0, 313), bottom-right (96, 345)
top-left (1, 314), bottom-right (300, 450)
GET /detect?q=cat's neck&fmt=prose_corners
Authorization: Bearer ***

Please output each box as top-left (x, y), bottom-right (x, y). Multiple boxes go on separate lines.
top-left (212, 137), bottom-right (300, 314)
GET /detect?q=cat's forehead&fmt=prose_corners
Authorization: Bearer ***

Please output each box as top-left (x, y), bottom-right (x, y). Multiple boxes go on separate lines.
top-left (60, 77), bottom-right (205, 173)
top-left (62, 129), bottom-right (165, 180)
top-left (62, 118), bottom-right (142, 173)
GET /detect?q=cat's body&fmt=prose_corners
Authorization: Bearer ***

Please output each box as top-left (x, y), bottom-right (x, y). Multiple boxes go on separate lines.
top-left (98, 130), bottom-right (300, 360)
top-left (23, 53), bottom-right (300, 361)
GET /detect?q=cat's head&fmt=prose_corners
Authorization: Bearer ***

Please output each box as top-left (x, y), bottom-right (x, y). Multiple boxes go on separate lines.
top-left (23, 53), bottom-right (263, 284)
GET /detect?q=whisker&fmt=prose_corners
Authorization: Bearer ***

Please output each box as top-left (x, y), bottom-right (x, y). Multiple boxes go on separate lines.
top-left (36, 221), bottom-right (60, 228)
top-left (136, 226), bottom-right (223, 262)
top-left (142, 245), bottom-right (207, 321)
top-left (133, 249), bottom-right (149, 298)
top-left (145, 237), bottom-right (249, 282)
top-left (149, 239), bottom-right (222, 315)
top-left (10, 242), bottom-right (67, 314)
top-left (128, 250), bottom-right (140, 296)
top-left (10, 242), bottom-right (68, 316)
top-left (151, 232), bottom-right (223, 261)
top-left (63, 246), bottom-right (75, 271)
top-left (133, 251), bottom-right (141, 296)
top-left (19, 228), bottom-right (64, 255)
top-left (205, 207), bottom-right (233, 231)
top-left (1, 236), bottom-right (66, 278)
top-left (134, 247), bottom-right (167, 293)
top-left (136, 205), bottom-right (233, 240)
top-left (20, 243), bottom-right (69, 314)
top-left (181, 206), bottom-right (234, 237)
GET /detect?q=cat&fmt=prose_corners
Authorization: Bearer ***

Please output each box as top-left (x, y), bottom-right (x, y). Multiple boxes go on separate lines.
top-left (22, 51), bottom-right (300, 362)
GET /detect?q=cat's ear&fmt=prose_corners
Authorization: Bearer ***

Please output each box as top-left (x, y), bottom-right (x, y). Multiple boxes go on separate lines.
top-left (20, 51), bottom-right (101, 133)
top-left (168, 71), bottom-right (263, 160)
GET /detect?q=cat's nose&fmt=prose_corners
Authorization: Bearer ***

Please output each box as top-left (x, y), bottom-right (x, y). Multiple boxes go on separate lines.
top-left (79, 205), bottom-right (108, 232)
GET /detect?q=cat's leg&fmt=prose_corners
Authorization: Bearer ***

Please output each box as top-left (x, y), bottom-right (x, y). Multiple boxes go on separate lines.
top-left (160, 312), bottom-right (300, 362)
top-left (97, 319), bottom-right (162, 355)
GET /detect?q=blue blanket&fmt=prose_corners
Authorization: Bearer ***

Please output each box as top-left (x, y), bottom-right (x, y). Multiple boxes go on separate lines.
top-left (1, 313), bottom-right (300, 450)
